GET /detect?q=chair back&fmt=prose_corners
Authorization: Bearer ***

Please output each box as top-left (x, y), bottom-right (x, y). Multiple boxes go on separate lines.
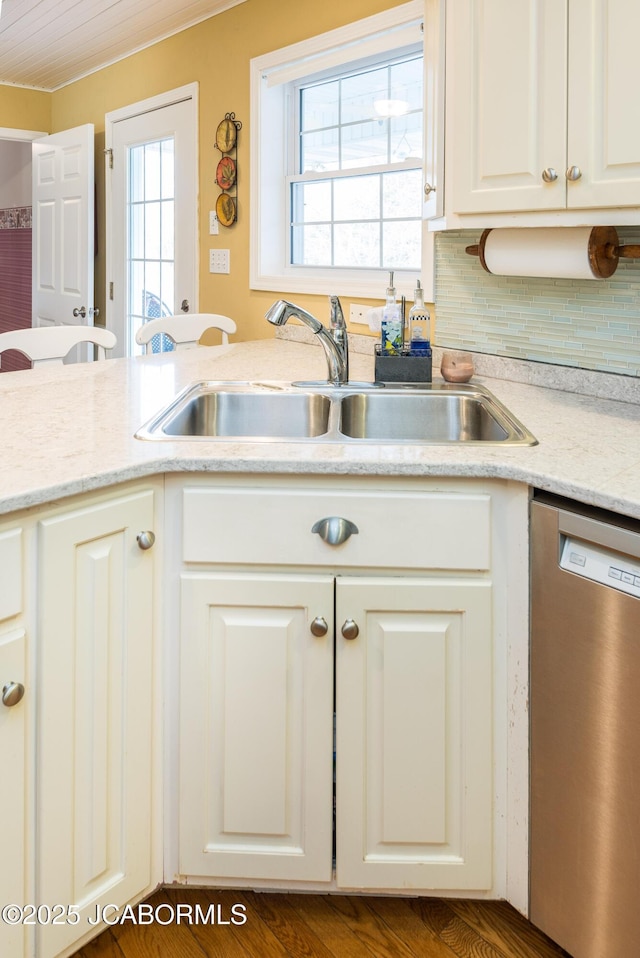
top-left (135, 313), bottom-right (236, 353)
top-left (0, 326), bottom-right (117, 368)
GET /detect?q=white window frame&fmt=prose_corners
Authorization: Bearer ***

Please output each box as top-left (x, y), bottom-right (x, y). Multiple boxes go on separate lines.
top-left (250, 1), bottom-right (424, 299)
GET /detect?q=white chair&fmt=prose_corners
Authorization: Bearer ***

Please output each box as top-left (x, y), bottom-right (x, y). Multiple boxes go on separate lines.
top-left (0, 325), bottom-right (117, 368)
top-left (135, 313), bottom-right (237, 353)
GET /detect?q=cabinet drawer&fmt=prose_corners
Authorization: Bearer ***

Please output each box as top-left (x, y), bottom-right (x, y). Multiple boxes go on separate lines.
top-left (0, 529), bottom-right (22, 622)
top-left (182, 487), bottom-right (491, 571)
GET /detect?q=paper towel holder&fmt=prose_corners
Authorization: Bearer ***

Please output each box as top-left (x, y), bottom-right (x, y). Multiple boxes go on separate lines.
top-left (465, 226), bottom-right (640, 279)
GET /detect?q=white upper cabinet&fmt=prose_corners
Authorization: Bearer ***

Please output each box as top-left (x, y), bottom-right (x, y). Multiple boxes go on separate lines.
top-left (446, 0), bottom-right (640, 220)
top-left (568, 0), bottom-right (640, 209)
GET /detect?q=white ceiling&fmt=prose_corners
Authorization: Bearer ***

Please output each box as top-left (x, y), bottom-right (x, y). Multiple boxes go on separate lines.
top-left (0, 0), bottom-right (246, 92)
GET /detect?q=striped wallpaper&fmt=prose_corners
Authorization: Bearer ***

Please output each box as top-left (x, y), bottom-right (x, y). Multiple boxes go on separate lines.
top-left (434, 227), bottom-right (640, 377)
top-left (0, 208), bottom-right (32, 372)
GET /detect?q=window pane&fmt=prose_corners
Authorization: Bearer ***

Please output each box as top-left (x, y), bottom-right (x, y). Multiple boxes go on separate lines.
top-left (341, 121), bottom-right (388, 169)
top-left (383, 219), bottom-right (421, 270)
top-left (161, 262), bottom-right (174, 313)
top-left (161, 139), bottom-right (174, 199)
top-left (129, 145), bottom-right (145, 202)
top-left (130, 202), bottom-right (144, 259)
top-left (334, 222), bottom-right (380, 267)
top-left (291, 181), bottom-right (332, 223)
top-left (390, 113), bottom-right (423, 162)
top-left (292, 224), bottom-right (332, 266)
top-left (390, 58), bottom-right (423, 111)
top-left (382, 168), bottom-right (422, 218)
top-left (334, 174), bottom-right (379, 221)
top-left (144, 201), bottom-right (161, 259)
top-left (341, 66), bottom-right (387, 124)
top-left (144, 261), bottom-right (161, 307)
top-left (300, 128), bottom-right (339, 173)
top-left (161, 199), bottom-right (174, 259)
top-left (144, 142), bottom-right (161, 201)
top-left (301, 81), bottom-right (339, 131)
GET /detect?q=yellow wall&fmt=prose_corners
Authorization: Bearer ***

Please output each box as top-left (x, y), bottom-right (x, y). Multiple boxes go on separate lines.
top-left (0, 86), bottom-right (51, 134)
top-left (49, 0), bottom-right (407, 342)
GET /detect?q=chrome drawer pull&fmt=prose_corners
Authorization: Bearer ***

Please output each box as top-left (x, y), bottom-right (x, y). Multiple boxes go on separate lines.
top-left (311, 517), bottom-right (358, 546)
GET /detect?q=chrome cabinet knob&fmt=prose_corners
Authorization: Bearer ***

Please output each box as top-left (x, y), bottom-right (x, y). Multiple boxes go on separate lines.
top-left (2, 681), bottom-right (24, 708)
top-left (310, 616), bottom-right (329, 637)
top-left (566, 165), bottom-right (582, 181)
top-left (541, 167), bottom-right (558, 183)
top-left (136, 530), bottom-right (156, 550)
top-left (341, 619), bottom-right (359, 640)
top-left (181, 299), bottom-right (190, 312)
top-left (424, 182), bottom-right (436, 196)
top-left (311, 517), bottom-right (359, 546)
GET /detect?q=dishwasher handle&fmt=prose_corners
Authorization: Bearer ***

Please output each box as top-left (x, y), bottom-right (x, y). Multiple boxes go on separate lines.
top-left (558, 508), bottom-right (640, 561)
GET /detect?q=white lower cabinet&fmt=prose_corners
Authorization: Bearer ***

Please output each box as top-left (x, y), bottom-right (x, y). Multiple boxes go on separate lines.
top-left (176, 477), bottom-right (498, 894)
top-left (0, 628), bottom-right (27, 957)
top-left (36, 487), bottom-right (157, 958)
top-left (179, 572), bottom-right (335, 882)
top-left (336, 576), bottom-right (493, 890)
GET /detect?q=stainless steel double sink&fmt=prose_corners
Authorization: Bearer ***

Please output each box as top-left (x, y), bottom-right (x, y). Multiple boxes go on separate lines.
top-left (135, 381), bottom-right (537, 445)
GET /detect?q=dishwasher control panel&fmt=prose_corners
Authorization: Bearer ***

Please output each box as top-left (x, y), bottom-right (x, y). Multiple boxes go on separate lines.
top-left (560, 535), bottom-right (640, 598)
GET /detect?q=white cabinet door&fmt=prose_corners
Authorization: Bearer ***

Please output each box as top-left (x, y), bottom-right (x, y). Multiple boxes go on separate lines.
top-left (336, 575), bottom-right (493, 891)
top-left (568, 0), bottom-right (640, 208)
top-left (0, 630), bottom-right (27, 958)
top-left (449, 0), bottom-right (567, 214)
top-left (179, 573), bottom-right (334, 882)
top-left (37, 489), bottom-right (156, 958)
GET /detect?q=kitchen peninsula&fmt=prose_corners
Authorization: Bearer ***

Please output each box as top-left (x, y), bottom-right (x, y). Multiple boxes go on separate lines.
top-left (1, 337), bottom-right (639, 958)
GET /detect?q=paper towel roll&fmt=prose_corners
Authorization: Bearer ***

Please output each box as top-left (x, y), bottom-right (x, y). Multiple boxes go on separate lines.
top-left (479, 227), bottom-right (615, 281)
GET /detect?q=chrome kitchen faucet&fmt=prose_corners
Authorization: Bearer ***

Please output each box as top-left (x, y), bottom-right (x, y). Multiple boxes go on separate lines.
top-left (265, 296), bottom-right (349, 386)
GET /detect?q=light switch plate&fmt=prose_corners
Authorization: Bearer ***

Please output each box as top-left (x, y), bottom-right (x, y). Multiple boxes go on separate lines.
top-left (209, 249), bottom-right (230, 273)
top-left (209, 211), bottom-right (219, 235)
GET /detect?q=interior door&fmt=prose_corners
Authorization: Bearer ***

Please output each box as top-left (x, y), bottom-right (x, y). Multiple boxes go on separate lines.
top-left (107, 93), bottom-right (197, 357)
top-left (32, 124), bottom-right (95, 357)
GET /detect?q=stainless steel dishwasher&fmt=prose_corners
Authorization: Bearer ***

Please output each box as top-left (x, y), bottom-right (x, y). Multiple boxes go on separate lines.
top-left (530, 492), bottom-right (640, 958)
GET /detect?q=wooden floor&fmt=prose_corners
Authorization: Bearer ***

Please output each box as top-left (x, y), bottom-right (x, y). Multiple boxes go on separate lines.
top-left (73, 888), bottom-right (570, 958)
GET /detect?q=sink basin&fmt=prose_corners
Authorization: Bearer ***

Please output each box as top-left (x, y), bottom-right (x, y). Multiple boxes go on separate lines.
top-left (136, 381), bottom-right (537, 445)
top-left (136, 382), bottom-right (331, 439)
top-left (339, 388), bottom-right (532, 443)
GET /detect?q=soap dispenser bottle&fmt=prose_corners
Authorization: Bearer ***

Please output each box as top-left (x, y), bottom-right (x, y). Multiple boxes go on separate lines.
top-left (408, 280), bottom-right (431, 356)
top-left (380, 271), bottom-right (403, 355)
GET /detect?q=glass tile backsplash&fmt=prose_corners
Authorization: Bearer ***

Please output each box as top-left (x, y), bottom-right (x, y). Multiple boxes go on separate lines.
top-left (435, 227), bottom-right (640, 377)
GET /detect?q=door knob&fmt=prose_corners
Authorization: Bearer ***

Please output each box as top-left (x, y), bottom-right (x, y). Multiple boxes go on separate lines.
top-left (2, 681), bottom-right (24, 708)
top-left (311, 517), bottom-right (359, 546)
top-left (341, 619), bottom-right (359, 640)
top-left (136, 530), bottom-right (156, 550)
top-left (72, 306), bottom-right (99, 319)
top-left (424, 182), bottom-right (436, 196)
top-left (566, 165), bottom-right (582, 181)
top-left (310, 616), bottom-right (329, 637)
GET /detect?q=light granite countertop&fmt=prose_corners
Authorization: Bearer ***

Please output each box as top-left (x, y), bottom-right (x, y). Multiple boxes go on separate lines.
top-left (0, 337), bottom-right (638, 518)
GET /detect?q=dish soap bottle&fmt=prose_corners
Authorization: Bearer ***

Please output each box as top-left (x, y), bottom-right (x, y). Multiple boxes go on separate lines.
top-left (408, 280), bottom-right (431, 355)
top-left (380, 271), bottom-right (403, 355)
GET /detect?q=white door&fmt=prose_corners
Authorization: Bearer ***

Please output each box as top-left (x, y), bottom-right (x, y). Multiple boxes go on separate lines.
top-left (106, 88), bottom-right (197, 357)
top-left (32, 124), bottom-right (95, 343)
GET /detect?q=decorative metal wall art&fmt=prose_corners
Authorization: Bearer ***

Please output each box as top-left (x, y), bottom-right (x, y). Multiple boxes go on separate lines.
top-left (215, 113), bottom-right (241, 227)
